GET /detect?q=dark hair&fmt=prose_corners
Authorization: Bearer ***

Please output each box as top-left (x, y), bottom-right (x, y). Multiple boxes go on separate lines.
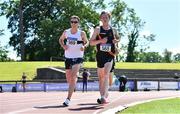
top-left (22, 75), bottom-right (26, 79)
top-left (70, 15), bottom-right (80, 22)
top-left (100, 11), bottom-right (111, 18)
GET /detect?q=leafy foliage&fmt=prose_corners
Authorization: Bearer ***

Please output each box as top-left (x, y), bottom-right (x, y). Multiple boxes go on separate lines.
top-left (163, 49), bottom-right (172, 63)
top-left (0, 29), bottom-right (11, 61)
top-left (0, 46), bottom-right (9, 61)
top-left (0, 0), bottom-right (102, 61)
top-left (1, 0), bottom-right (158, 62)
top-left (173, 53), bottom-right (180, 62)
top-left (135, 52), bottom-right (163, 63)
top-left (110, 0), bottom-right (155, 62)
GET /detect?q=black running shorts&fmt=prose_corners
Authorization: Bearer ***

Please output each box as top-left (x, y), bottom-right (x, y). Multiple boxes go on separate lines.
top-left (65, 58), bottom-right (83, 69)
top-left (96, 52), bottom-right (114, 68)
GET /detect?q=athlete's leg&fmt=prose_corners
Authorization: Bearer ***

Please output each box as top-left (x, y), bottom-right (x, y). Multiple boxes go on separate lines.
top-left (67, 64), bottom-right (81, 99)
top-left (22, 83), bottom-right (26, 92)
top-left (109, 72), bottom-right (113, 86)
top-left (103, 60), bottom-right (113, 98)
top-left (65, 58), bottom-right (72, 84)
top-left (65, 69), bottom-right (71, 84)
top-left (97, 68), bottom-right (105, 97)
top-left (85, 82), bottom-right (87, 92)
top-left (109, 59), bottom-right (115, 86)
top-left (83, 81), bottom-right (85, 92)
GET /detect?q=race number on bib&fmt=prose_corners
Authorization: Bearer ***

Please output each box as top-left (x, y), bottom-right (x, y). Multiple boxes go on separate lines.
top-left (67, 37), bottom-right (77, 45)
top-left (100, 44), bottom-right (111, 52)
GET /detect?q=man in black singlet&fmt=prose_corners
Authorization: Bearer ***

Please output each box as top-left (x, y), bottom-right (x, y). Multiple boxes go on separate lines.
top-left (90, 11), bottom-right (120, 104)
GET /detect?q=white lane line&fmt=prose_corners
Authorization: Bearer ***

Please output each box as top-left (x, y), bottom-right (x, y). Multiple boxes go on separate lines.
top-left (125, 96), bottom-right (180, 108)
top-left (100, 106), bottom-right (126, 114)
top-left (100, 96), bottom-right (180, 114)
top-left (93, 93), bottom-right (128, 114)
top-left (7, 108), bottom-right (36, 114)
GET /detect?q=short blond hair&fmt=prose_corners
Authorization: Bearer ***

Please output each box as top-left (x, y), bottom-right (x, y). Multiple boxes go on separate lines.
top-left (70, 15), bottom-right (80, 22)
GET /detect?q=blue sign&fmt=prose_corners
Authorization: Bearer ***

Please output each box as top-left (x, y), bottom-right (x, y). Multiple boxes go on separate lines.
top-left (109, 81), bottom-right (134, 91)
top-left (126, 81), bottom-right (135, 91)
top-left (17, 83), bottom-right (44, 91)
top-left (46, 83), bottom-right (68, 91)
top-left (76, 82), bottom-right (99, 91)
top-left (0, 84), bottom-right (16, 92)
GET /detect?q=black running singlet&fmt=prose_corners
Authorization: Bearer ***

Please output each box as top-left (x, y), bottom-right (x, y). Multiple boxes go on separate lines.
top-left (96, 26), bottom-right (115, 55)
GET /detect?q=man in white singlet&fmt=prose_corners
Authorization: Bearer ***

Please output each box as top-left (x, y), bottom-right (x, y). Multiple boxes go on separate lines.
top-left (59, 15), bottom-right (88, 106)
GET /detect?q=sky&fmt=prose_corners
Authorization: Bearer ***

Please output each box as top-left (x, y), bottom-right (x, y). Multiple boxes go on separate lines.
top-left (120, 0), bottom-right (180, 54)
top-left (0, 0), bottom-right (180, 60)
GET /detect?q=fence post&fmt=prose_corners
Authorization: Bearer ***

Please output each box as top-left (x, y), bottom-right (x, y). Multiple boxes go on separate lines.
top-left (15, 81), bottom-right (17, 88)
top-left (158, 79), bottom-right (160, 91)
top-left (44, 82), bottom-right (46, 92)
top-left (134, 79), bottom-right (138, 91)
top-left (176, 79), bottom-right (179, 91)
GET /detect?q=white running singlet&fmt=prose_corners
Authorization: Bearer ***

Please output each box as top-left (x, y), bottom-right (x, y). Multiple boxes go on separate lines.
top-left (64, 29), bottom-right (84, 58)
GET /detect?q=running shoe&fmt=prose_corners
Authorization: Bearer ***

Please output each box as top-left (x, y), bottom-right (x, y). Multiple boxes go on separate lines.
top-left (63, 98), bottom-right (70, 106)
top-left (97, 98), bottom-right (101, 104)
top-left (97, 98), bottom-right (109, 104)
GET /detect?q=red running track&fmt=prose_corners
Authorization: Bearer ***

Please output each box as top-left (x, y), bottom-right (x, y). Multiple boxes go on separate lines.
top-left (0, 91), bottom-right (180, 114)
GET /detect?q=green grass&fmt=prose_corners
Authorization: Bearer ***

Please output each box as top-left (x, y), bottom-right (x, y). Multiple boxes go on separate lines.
top-left (0, 62), bottom-right (64, 80)
top-left (0, 62), bottom-right (180, 80)
top-left (84, 62), bottom-right (180, 70)
top-left (119, 98), bottom-right (180, 114)
top-left (114, 62), bottom-right (180, 69)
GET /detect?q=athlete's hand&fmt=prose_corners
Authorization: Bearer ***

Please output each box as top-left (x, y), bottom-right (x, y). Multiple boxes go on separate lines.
top-left (63, 45), bottom-right (68, 50)
top-left (80, 46), bottom-right (85, 51)
top-left (113, 39), bottom-right (119, 44)
top-left (100, 37), bottom-right (107, 44)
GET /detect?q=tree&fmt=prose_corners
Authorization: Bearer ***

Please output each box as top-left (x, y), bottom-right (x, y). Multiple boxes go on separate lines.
top-left (19, 0), bottom-right (25, 61)
top-left (0, 30), bottom-right (9, 61)
top-left (0, 0), bottom-right (102, 61)
top-left (110, 0), bottom-right (155, 62)
top-left (135, 52), bottom-right (162, 63)
top-left (0, 29), bottom-right (4, 36)
top-left (163, 49), bottom-right (172, 63)
top-left (0, 46), bottom-right (9, 61)
top-left (173, 53), bottom-right (180, 62)
top-left (1, 0), bottom-right (156, 61)
top-left (125, 9), bottom-right (155, 62)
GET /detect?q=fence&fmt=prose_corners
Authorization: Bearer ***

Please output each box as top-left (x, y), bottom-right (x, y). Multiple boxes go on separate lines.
top-left (0, 78), bottom-right (180, 92)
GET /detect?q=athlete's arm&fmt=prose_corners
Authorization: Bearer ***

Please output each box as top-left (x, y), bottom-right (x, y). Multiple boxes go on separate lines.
top-left (113, 28), bottom-right (120, 44)
top-left (90, 27), bottom-right (107, 46)
top-left (80, 31), bottom-right (89, 51)
top-left (113, 28), bottom-right (121, 54)
top-left (59, 30), bottom-right (68, 50)
top-left (81, 31), bottom-right (89, 48)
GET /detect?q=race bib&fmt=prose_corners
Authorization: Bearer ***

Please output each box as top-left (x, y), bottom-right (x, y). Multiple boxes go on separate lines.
top-left (100, 44), bottom-right (111, 52)
top-left (67, 37), bottom-right (77, 45)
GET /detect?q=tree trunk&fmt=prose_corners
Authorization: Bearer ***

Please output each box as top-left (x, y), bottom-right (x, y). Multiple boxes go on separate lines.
top-left (126, 31), bottom-right (138, 62)
top-left (19, 0), bottom-right (25, 61)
